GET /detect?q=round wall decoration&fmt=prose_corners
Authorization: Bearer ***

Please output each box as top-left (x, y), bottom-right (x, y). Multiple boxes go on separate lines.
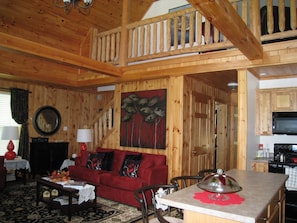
top-left (33, 106), bottom-right (61, 136)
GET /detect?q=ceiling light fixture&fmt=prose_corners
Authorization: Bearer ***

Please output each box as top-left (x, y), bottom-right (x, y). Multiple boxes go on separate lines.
top-left (54, 0), bottom-right (94, 15)
top-left (227, 82), bottom-right (238, 90)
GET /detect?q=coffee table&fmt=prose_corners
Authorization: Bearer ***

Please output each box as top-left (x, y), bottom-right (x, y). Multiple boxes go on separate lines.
top-left (36, 177), bottom-right (97, 221)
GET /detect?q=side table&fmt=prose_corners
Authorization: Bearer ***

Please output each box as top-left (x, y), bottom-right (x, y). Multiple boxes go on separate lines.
top-left (4, 158), bottom-right (31, 184)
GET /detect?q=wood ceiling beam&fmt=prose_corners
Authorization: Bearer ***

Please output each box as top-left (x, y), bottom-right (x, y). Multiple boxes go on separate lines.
top-left (0, 32), bottom-right (122, 78)
top-left (187, 0), bottom-right (263, 60)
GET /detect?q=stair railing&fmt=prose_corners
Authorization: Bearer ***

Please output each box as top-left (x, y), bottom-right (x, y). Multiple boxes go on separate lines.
top-left (90, 99), bottom-right (114, 149)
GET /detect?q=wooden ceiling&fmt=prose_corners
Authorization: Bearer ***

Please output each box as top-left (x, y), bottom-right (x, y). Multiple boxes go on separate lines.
top-left (0, 0), bottom-right (153, 54)
top-left (0, 0), bottom-right (296, 92)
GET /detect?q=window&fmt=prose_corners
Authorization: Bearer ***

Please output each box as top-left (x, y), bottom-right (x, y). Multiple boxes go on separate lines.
top-left (0, 91), bottom-right (20, 156)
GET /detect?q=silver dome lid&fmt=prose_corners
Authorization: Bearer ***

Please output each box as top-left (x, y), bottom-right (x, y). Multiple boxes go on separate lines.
top-left (198, 169), bottom-right (242, 194)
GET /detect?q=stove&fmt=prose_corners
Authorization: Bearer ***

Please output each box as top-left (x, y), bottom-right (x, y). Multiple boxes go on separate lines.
top-left (269, 143), bottom-right (297, 172)
top-left (272, 143), bottom-right (297, 163)
top-left (268, 143), bottom-right (297, 221)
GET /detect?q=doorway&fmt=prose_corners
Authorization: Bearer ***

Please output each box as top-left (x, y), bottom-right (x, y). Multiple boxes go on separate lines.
top-left (188, 91), bottom-right (213, 175)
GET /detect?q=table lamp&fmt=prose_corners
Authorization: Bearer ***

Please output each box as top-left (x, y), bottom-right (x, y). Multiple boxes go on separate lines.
top-left (76, 129), bottom-right (92, 152)
top-left (1, 126), bottom-right (19, 160)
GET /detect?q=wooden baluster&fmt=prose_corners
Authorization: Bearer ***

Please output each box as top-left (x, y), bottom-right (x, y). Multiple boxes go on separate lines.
top-left (181, 14), bottom-right (186, 48)
top-left (290, 0), bottom-right (297, 30)
top-left (173, 17), bottom-right (178, 49)
top-left (153, 22), bottom-right (157, 54)
top-left (99, 117), bottom-right (103, 142)
top-left (139, 26), bottom-right (145, 57)
top-left (97, 37), bottom-right (102, 62)
top-left (146, 24), bottom-right (151, 55)
top-left (204, 20), bottom-right (211, 44)
top-left (189, 11), bottom-right (195, 47)
top-left (278, 0), bottom-right (285, 32)
top-left (197, 13), bottom-right (203, 46)
top-left (110, 33), bottom-right (115, 62)
top-left (115, 32), bottom-right (120, 64)
top-left (91, 28), bottom-right (98, 60)
top-left (267, 0), bottom-right (274, 34)
top-left (101, 36), bottom-right (106, 62)
top-left (166, 18), bottom-right (171, 51)
top-left (160, 21), bottom-right (164, 52)
top-left (133, 28), bottom-right (138, 57)
top-left (106, 35), bottom-right (110, 62)
top-left (128, 29), bottom-right (133, 58)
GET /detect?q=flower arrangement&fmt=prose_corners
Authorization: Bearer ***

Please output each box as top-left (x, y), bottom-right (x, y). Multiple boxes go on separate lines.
top-left (49, 170), bottom-right (70, 182)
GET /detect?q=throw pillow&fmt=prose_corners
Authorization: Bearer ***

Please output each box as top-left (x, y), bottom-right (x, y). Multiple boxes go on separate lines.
top-left (120, 154), bottom-right (142, 178)
top-left (98, 151), bottom-right (114, 171)
top-left (86, 153), bottom-right (103, 170)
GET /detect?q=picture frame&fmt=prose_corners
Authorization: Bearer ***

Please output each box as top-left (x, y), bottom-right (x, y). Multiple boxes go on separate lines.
top-left (33, 106), bottom-right (61, 136)
top-left (120, 89), bottom-right (167, 149)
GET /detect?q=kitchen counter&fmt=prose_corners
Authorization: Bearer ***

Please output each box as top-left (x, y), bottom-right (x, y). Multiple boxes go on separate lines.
top-left (158, 169), bottom-right (288, 223)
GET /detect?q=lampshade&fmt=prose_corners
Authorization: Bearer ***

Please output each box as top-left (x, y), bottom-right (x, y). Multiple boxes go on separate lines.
top-left (1, 126), bottom-right (19, 140)
top-left (2, 126), bottom-right (19, 160)
top-left (76, 129), bottom-right (92, 143)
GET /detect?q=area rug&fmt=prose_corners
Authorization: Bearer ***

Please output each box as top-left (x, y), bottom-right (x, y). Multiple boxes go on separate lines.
top-left (0, 180), bottom-right (143, 223)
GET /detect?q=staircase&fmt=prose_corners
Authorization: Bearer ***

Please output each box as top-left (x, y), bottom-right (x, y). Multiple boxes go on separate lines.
top-left (90, 99), bottom-right (114, 149)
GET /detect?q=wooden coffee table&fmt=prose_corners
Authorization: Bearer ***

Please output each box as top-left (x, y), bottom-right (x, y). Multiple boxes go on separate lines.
top-left (36, 177), bottom-right (97, 221)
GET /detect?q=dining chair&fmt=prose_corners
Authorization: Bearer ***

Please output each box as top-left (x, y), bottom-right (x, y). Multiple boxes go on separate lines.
top-left (170, 175), bottom-right (203, 190)
top-left (134, 184), bottom-right (183, 223)
top-left (169, 175), bottom-right (203, 219)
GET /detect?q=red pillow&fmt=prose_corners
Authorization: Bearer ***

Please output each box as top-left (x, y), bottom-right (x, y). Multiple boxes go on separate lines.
top-left (120, 154), bottom-right (142, 178)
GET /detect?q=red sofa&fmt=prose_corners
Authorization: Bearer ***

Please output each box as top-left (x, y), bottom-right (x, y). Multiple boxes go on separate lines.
top-left (68, 148), bottom-right (168, 207)
top-left (0, 156), bottom-right (7, 190)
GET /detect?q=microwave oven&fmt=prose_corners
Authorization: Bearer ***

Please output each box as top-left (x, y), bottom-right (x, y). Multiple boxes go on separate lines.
top-left (272, 112), bottom-right (297, 135)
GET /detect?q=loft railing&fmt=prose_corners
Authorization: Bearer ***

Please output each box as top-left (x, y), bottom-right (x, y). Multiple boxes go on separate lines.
top-left (91, 0), bottom-right (297, 64)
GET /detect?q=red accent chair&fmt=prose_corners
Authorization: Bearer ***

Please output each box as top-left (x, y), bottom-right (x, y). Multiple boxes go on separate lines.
top-left (0, 156), bottom-right (7, 190)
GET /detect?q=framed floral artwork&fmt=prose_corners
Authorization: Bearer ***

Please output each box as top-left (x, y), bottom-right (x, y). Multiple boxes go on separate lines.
top-left (120, 89), bottom-right (166, 149)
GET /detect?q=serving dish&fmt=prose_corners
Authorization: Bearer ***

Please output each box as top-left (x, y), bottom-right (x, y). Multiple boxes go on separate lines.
top-left (197, 169), bottom-right (242, 200)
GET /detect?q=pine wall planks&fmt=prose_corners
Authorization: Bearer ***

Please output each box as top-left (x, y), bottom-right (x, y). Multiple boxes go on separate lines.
top-left (0, 79), bottom-right (100, 157)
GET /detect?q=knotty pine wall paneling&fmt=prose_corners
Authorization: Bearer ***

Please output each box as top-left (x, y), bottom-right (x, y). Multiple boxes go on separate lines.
top-left (101, 77), bottom-right (184, 182)
top-left (0, 79), bottom-right (100, 158)
top-left (101, 76), bottom-right (234, 182)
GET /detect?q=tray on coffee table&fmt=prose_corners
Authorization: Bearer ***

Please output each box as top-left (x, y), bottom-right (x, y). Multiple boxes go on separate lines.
top-left (36, 177), bottom-right (97, 221)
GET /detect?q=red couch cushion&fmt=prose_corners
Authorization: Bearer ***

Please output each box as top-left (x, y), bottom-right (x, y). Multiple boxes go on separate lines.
top-left (68, 165), bottom-right (107, 185)
top-left (139, 153), bottom-right (166, 169)
top-left (100, 172), bottom-right (146, 191)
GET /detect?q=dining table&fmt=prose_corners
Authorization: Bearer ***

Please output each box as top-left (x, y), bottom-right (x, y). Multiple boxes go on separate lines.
top-left (157, 169), bottom-right (288, 223)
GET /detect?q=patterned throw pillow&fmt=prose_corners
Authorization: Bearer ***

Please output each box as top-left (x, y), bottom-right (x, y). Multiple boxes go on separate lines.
top-left (120, 154), bottom-right (142, 178)
top-left (86, 152), bottom-right (114, 170)
top-left (86, 153), bottom-right (103, 170)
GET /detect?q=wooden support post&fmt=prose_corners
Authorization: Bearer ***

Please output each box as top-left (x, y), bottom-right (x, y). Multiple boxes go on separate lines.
top-left (119, 0), bottom-right (130, 66)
